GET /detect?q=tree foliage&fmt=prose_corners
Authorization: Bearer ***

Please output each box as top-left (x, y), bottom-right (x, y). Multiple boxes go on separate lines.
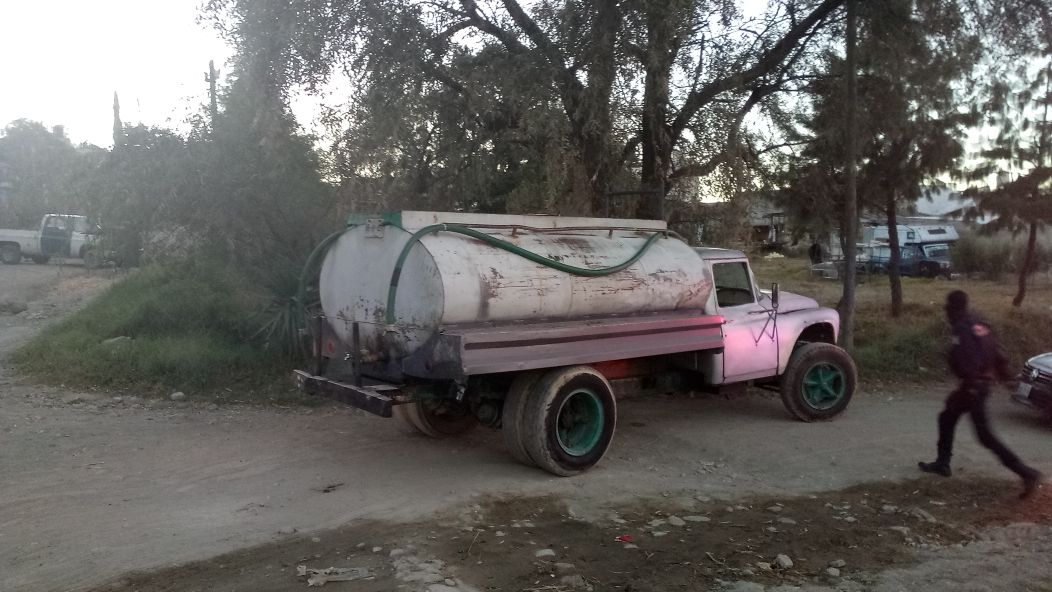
top-left (777, 0), bottom-right (978, 310)
top-left (959, 0), bottom-right (1051, 306)
top-left (204, 0), bottom-right (847, 218)
top-left (0, 120), bottom-right (86, 227)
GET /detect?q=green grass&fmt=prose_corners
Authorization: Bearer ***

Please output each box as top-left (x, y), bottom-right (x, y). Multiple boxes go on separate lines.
top-left (751, 256), bottom-right (1052, 384)
top-left (12, 262), bottom-right (292, 397)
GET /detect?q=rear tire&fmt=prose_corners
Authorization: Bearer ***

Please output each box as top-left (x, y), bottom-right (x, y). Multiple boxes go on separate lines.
top-left (1, 244), bottom-right (22, 264)
top-left (501, 372), bottom-right (543, 467)
top-left (780, 342), bottom-right (857, 421)
top-left (393, 398), bottom-right (477, 438)
top-left (521, 366), bottom-right (617, 476)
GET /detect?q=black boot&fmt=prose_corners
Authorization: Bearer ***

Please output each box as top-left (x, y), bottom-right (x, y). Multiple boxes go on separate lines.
top-left (1020, 470), bottom-right (1044, 500)
top-left (918, 461), bottom-right (952, 477)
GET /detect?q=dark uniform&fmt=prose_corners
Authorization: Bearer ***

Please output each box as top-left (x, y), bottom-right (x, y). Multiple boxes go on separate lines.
top-left (919, 291), bottom-right (1043, 499)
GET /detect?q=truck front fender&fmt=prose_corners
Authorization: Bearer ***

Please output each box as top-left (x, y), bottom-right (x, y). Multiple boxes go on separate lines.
top-left (777, 308), bottom-right (840, 374)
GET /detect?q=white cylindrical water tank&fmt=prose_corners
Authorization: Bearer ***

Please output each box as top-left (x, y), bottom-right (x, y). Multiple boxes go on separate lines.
top-left (318, 213), bottom-right (712, 361)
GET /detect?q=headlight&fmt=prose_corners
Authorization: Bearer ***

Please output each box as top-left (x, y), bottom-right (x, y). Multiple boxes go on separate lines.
top-left (1031, 367), bottom-right (1041, 381)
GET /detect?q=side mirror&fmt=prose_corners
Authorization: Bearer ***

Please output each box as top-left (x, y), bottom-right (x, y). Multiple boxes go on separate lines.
top-left (771, 283), bottom-right (779, 310)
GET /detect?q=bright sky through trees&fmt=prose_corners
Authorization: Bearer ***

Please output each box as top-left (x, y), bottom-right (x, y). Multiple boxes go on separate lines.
top-left (0, 0), bottom-right (230, 147)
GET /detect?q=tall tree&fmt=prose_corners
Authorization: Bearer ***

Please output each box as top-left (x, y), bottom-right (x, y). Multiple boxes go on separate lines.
top-left (779, 0), bottom-right (977, 320)
top-left (0, 120), bottom-right (79, 227)
top-left (961, 0), bottom-right (1052, 307)
top-left (963, 56), bottom-right (1052, 306)
top-left (204, 0), bottom-right (846, 217)
top-left (856, 0), bottom-right (978, 316)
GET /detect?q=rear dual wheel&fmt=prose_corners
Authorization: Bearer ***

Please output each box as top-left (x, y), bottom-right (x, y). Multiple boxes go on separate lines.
top-left (502, 366), bottom-right (617, 476)
top-left (393, 398), bottom-right (477, 438)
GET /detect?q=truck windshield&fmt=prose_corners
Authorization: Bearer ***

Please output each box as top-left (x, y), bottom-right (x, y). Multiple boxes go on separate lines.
top-left (923, 244), bottom-right (950, 258)
top-left (713, 262), bottom-right (756, 307)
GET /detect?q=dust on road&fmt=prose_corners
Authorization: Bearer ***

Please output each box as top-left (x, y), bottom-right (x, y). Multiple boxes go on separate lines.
top-left (2, 263), bottom-right (1051, 592)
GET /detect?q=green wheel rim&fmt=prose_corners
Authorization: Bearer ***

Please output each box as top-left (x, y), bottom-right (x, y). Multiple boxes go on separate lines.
top-left (555, 388), bottom-right (605, 456)
top-left (802, 363), bottom-right (847, 410)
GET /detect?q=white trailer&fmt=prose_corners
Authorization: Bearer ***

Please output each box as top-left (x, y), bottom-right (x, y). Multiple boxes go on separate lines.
top-left (863, 223), bottom-right (959, 246)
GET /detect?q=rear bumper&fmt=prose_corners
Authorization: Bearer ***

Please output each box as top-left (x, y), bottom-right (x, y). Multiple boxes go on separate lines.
top-left (292, 370), bottom-right (398, 417)
top-left (1012, 376), bottom-right (1052, 412)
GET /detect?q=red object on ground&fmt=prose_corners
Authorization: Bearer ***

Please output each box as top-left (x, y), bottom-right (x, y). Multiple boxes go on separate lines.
top-left (615, 535), bottom-right (634, 543)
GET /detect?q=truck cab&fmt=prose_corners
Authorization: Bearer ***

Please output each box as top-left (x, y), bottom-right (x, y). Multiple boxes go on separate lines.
top-left (694, 248), bottom-right (842, 387)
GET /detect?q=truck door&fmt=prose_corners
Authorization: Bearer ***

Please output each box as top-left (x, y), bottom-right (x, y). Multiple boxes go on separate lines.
top-left (40, 215), bottom-right (72, 257)
top-left (712, 260), bottom-right (778, 382)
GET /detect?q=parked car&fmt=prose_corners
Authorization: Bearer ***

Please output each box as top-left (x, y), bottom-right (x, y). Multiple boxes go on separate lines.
top-left (1013, 353), bottom-right (1052, 417)
top-left (865, 243), bottom-right (953, 278)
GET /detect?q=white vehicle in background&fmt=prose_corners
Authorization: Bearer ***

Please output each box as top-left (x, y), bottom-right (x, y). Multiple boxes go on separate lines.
top-left (0, 213), bottom-right (103, 267)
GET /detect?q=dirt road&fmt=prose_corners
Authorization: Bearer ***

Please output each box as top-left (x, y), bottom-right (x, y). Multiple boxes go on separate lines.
top-left (1, 265), bottom-right (1050, 592)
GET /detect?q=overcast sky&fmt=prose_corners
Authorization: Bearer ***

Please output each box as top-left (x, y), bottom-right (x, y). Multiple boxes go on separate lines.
top-left (0, 1), bottom-right (780, 151)
top-left (0, 1), bottom-right (232, 148)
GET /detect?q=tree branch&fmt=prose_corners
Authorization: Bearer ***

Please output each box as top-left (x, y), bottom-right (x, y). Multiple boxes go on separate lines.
top-left (459, 0), bottom-right (528, 54)
top-left (619, 136), bottom-right (641, 168)
top-left (669, 0), bottom-right (844, 144)
top-left (669, 155), bottom-right (724, 181)
top-left (500, 0), bottom-right (565, 65)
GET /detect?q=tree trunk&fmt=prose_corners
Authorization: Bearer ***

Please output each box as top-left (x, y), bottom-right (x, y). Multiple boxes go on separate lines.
top-left (1012, 221), bottom-right (1038, 307)
top-left (576, 0), bottom-right (621, 215)
top-left (886, 192), bottom-right (903, 317)
top-left (837, 0), bottom-right (858, 351)
top-left (638, 2), bottom-right (677, 220)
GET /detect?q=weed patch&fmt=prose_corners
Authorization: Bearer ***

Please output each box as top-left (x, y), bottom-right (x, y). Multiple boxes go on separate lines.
top-left (12, 262), bottom-right (289, 395)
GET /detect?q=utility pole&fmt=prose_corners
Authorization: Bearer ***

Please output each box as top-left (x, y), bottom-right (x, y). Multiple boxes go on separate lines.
top-left (112, 92), bottom-right (123, 149)
top-left (837, 0), bottom-right (858, 351)
top-left (205, 60), bottom-right (219, 129)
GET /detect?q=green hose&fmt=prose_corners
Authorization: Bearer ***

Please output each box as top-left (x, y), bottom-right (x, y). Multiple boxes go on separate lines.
top-left (385, 223), bottom-right (665, 326)
top-left (296, 227), bottom-right (347, 318)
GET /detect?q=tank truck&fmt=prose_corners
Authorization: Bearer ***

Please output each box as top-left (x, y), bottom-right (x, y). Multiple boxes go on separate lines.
top-left (294, 211), bottom-right (857, 476)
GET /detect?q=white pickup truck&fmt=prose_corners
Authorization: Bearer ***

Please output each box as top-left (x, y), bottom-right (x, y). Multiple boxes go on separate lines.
top-left (0, 214), bottom-right (102, 267)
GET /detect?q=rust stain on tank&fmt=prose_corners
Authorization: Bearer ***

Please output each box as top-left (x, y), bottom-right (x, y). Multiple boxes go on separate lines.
top-left (478, 271), bottom-right (499, 320)
top-left (551, 236), bottom-right (593, 250)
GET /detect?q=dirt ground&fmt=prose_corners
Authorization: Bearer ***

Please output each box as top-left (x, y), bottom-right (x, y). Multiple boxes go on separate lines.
top-left (2, 264), bottom-right (1051, 592)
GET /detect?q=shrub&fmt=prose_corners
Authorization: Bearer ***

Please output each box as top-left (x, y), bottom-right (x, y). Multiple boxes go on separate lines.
top-left (12, 261), bottom-right (286, 394)
top-left (952, 235), bottom-right (1014, 280)
top-left (952, 231), bottom-right (1052, 280)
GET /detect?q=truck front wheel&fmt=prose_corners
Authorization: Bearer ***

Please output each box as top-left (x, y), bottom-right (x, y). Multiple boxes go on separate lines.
top-left (520, 366), bottom-right (617, 476)
top-left (393, 398), bottom-right (477, 437)
top-left (780, 343), bottom-right (857, 421)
